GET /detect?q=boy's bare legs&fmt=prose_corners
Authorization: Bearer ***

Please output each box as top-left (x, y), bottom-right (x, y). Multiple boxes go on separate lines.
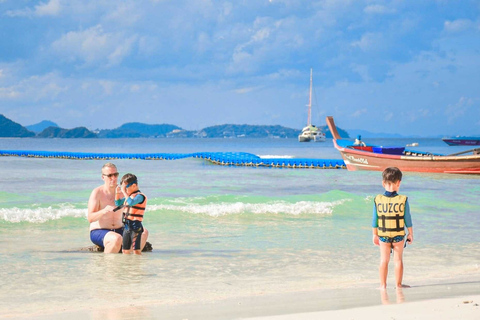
top-left (379, 241), bottom-right (391, 289)
top-left (392, 241), bottom-right (410, 288)
top-left (141, 228), bottom-right (149, 251)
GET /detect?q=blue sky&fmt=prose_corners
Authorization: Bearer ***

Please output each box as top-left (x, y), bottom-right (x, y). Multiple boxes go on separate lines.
top-left (0, 0), bottom-right (479, 136)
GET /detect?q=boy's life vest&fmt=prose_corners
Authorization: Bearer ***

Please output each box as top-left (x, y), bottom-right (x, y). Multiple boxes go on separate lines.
top-left (123, 190), bottom-right (147, 222)
top-left (375, 194), bottom-right (407, 237)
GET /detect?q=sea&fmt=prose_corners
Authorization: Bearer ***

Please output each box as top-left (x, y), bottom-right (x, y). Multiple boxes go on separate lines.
top-left (0, 137), bottom-right (479, 318)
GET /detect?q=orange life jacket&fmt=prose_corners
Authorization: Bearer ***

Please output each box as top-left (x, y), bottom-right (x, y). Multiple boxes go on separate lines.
top-left (123, 191), bottom-right (147, 222)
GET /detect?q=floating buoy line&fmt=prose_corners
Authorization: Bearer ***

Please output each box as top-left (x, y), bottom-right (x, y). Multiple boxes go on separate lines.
top-left (0, 150), bottom-right (346, 169)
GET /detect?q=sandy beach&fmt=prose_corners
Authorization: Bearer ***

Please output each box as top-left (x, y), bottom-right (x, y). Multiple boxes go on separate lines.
top-left (250, 295), bottom-right (480, 320)
top-left (14, 279), bottom-right (480, 320)
top-left (13, 294), bottom-right (480, 320)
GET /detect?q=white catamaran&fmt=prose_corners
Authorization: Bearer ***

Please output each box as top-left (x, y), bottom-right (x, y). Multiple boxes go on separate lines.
top-left (298, 69), bottom-right (326, 142)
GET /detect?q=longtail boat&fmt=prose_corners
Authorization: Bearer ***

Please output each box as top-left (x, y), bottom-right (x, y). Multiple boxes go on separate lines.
top-left (442, 136), bottom-right (480, 146)
top-left (326, 116), bottom-right (480, 174)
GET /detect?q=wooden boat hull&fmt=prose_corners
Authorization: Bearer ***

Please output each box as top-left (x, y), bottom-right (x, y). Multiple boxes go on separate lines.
top-left (326, 116), bottom-right (480, 174)
top-left (334, 141), bottom-right (480, 174)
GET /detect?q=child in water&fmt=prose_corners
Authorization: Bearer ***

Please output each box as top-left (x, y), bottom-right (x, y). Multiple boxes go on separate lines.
top-left (116, 173), bottom-right (147, 255)
top-left (372, 167), bottom-right (413, 289)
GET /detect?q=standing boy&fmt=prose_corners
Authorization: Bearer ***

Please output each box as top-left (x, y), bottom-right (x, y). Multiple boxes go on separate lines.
top-left (372, 167), bottom-right (413, 289)
top-left (116, 173), bottom-right (147, 255)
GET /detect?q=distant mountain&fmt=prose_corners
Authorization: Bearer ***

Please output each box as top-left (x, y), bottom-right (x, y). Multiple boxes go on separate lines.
top-left (1, 114), bottom-right (352, 139)
top-left (97, 122), bottom-right (181, 138)
top-left (37, 126), bottom-right (97, 138)
top-left (26, 120), bottom-right (59, 133)
top-left (199, 124), bottom-right (301, 138)
top-left (323, 125), bottom-right (350, 139)
top-left (0, 114), bottom-right (35, 137)
top-left (348, 129), bottom-right (416, 138)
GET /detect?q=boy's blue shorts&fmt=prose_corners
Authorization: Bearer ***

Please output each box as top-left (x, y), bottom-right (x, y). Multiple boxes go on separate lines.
top-left (379, 235), bottom-right (404, 243)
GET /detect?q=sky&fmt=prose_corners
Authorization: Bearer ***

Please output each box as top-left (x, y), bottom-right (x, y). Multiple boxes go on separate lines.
top-left (0, 0), bottom-right (479, 136)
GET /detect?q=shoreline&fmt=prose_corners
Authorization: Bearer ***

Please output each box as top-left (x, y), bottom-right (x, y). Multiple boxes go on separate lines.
top-left (12, 279), bottom-right (480, 320)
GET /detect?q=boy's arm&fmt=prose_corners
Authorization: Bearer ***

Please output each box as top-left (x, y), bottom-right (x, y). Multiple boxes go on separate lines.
top-left (372, 202), bottom-right (379, 246)
top-left (115, 185), bottom-right (124, 206)
top-left (125, 194), bottom-right (145, 206)
top-left (372, 227), bottom-right (379, 246)
top-left (406, 227), bottom-right (413, 243)
top-left (404, 200), bottom-right (413, 243)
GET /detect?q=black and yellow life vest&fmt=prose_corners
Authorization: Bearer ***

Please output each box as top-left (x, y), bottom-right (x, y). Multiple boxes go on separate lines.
top-left (375, 194), bottom-right (407, 237)
top-left (123, 190), bottom-right (147, 222)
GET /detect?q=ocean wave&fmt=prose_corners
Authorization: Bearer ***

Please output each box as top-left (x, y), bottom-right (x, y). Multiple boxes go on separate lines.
top-left (0, 198), bottom-right (349, 222)
top-left (0, 204), bottom-right (86, 223)
top-left (148, 200), bottom-right (346, 217)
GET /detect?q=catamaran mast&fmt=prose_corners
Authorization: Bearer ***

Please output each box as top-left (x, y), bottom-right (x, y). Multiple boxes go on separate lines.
top-left (307, 68), bottom-right (312, 126)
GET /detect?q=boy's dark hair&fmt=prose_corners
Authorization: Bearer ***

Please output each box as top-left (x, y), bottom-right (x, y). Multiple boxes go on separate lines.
top-left (382, 167), bottom-right (402, 183)
top-left (121, 173), bottom-right (138, 185)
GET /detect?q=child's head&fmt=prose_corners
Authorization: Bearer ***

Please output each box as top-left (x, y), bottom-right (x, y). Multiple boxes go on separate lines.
top-left (382, 167), bottom-right (402, 183)
top-left (121, 173), bottom-right (138, 190)
top-left (382, 167), bottom-right (402, 191)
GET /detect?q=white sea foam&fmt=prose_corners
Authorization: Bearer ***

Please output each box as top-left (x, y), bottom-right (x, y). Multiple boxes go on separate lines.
top-left (0, 204), bottom-right (87, 223)
top-left (149, 200), bottom-right (346, 217)
top-left (1, 199), bottom-right (349, 222)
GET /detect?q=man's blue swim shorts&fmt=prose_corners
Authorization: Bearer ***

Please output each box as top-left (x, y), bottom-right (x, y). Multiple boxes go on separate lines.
top-left (90, 227), bottom-right (124, 248)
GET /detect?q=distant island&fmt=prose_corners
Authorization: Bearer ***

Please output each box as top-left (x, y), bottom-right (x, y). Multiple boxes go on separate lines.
top-left (0, 114), bottom-right (350, 139)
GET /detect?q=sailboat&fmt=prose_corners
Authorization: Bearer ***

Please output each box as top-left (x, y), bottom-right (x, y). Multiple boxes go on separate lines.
top-left (298, 69), bottom-right (326, 142)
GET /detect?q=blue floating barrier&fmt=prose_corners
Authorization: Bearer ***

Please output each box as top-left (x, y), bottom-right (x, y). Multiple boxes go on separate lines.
top-left (0, 149), bottom-right (345, 169)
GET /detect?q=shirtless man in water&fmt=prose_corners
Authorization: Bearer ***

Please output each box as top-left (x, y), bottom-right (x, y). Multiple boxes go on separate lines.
top-left (88, 163), bottom-right (149, 253)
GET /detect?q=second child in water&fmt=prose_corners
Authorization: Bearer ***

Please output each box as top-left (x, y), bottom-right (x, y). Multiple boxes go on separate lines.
top-left (116, 173), bottom-right (147, 255)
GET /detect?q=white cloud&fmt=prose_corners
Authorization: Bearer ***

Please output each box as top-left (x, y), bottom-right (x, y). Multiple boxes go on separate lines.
top-left (5, 0), bottom-right (61, 17)
top-left (0, 72), bottom-right (66, 102)
top-left (0, 87), bottom-right (20, 99)
top-left (252, 28), bottom-right (271, 42)
top-left (234, 87), bottom-right (258, 94)
top-left (103, 2), bottom-right (141, 26)
top-left (351, 108), bottom-right (367, 117)
top-left (444, 19), bottom-right (474, 33)
top-left (445, 96), bottom-right (474, 124)
top-left (35, 0), bottom-right (61, 16)
top-left (98, 80), bottom-right (115, 95)
top-left (351, 32), bottom-right (381, 52)
top-left (384, 111), bottom-right (394, 122)
top-left (364, 4), bottom-right (395, 15)
top-left (51, 25), bottom-right (137, 66)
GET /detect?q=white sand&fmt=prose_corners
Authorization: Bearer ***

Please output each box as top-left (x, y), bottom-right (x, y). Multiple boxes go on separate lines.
top-left (16, 285), bottom-right (480, 320)
top-left (247, 295), bottom-right (480, 320)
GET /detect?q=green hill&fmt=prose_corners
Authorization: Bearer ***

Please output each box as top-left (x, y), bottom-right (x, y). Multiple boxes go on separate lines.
top-left (97, 123), bottom-right (181, 138)
top-left (1, 114), bottom-right (350, 139)
top-left (0, 114), bottom-right (35, 137)
top-left (199, 124), bottom-right (301, 138)
top-left (26, 120), bottom-right (59, 133)
top-left (37, 126), bottom-right (97, 138)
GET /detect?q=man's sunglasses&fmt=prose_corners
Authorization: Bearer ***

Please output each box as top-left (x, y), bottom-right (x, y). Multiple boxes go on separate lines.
top-left (102, 172), bottom-right (119, 178)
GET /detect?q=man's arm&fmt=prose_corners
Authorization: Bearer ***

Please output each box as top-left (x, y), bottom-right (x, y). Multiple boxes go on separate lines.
top-left (87, 188), bottom-right (114, 223)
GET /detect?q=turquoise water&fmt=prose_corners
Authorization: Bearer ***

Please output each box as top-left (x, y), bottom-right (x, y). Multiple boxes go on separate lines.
top-left (0, 138), bottom-right (479, 317)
